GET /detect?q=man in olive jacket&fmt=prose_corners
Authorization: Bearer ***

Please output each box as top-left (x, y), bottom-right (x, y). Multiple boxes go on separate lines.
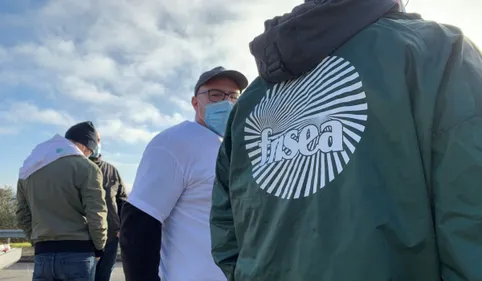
top-left (16, 121), bottom-right (107, 281)
top-left (210, 0), bottom-right (482, 280)
top-left (89, 132), bottom-right (128, 281)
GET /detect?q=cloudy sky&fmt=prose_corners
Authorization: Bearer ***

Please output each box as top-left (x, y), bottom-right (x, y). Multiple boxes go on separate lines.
top-left (1, 0), bottom-right (480, 191)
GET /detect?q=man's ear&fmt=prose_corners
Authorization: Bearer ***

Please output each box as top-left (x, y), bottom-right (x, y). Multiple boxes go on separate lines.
top-left (191, 96), bottom-right (198, 110)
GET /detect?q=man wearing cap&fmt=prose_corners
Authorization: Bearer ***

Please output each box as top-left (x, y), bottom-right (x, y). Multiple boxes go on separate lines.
top-left (16, 121), bottom-right (108, 281)
top-left (120, 66), bottom-right (248, 281)
top-left (88, 131), bottom-right (128, 281)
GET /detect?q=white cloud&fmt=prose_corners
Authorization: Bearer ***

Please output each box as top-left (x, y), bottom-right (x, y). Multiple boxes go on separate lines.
top-left (0, 102), bottom-right (75, 128)
top-left (0, 127), bottom-right (19, 135)
top-left (1, 0), bottom-right (480, 145)
top-left (96, 119), bottom-right (158, 144)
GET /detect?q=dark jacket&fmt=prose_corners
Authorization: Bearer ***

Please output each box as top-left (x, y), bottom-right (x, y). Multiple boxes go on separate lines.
top-left (210, 0), bottom-right (482, 280)
top-left (90, 156), bottom-right (127, 243)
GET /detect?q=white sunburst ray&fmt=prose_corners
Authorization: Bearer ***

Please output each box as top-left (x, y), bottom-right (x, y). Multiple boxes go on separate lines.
top-left (265, 79), bottom-right (307, 118)
top-left (256, 158), bottom-right (288, 190)
top-left (256, 86), bottom-right (276, 119)
top-left (244, 139), bottom-right (261, 152)
top-left (245, 139), bottom-right (260, 150)
top-left (252, 158), bottom-right (270, 179)
top-left (266, 156), bottom-right (295, 194)
top-left (268, 68), bottom-right (315, 110)
top-left (251, 156), bottom-right (261, 166)
top-left (330, 113), bottom-right (368, 121)
top-left (294, 70), bottom-right (358, 117)
top-left (293, 156), bottom-right (312, 199)
top-left (289, 57), bottom-right (346, 100)
top-left (292, 102), bottom-right (366, 128)
top-left (319, 56), bottom-right (337, 70)
top-left (264, 102), bottom-right (303, 135)
top-left (333, 117), bottom-right (366, 133)
top-left (291, 57), bottom-right (337, 95)
top-left (244, 135), bottom-right (259, 142)
top-left (282, 55), bottom-right (335, 96)
top-left (340, 150), bottom-right (350, 165)
top-left (279, 110), bottom-right (328, 130)
top-left (244, 126), bottom-right (260, 135)
top-left (273, 68), bottom-right (324, 110)
top-left (308, 60), bottom-right (351, 93)
top-left (343, 127), bottom-right (362, 143)
top-left (310, 151), bottom-right (321, 196)
top-left (287, 60), bottom-right (350, 110)
top-left (276, 113), bottom-right (314, 135)
top-left (333, 152), bottom-right (344, 175)
top-left (321, 103), bottom-right (368, 117)
top-left (319, 152), bottom-right (327, 189)
top-left (303, 92), bottom-right (366, 118)
top-left (275, 105), bottom-right (312, 132)
top-left (313, 56), bottom-right (346, 83)
top-left (281, 154), bottom-right (302, 199)
top-left (248, 148), bottom-right (261, 159)
top-left (305, 68), bottom-right (358, 106)
top-left (248, 111), bottom-right (262, 132)
top-left (281, 155), bottom-right (306, 199)
top-left (273, 154), bottom-right (302, 197)
top-left (326, 152), bottom-right (335, 182)
top-left (245, 117), bottom-right (260, 133)
top-left (253, 94), bottom-right (270, 130)
top-left (274, 66), bottom-right (332, 122)
top-left (314, 81), bottom-right (363, 106)
top-left (312, 56), bottom-right (352, 83)
top-left (298, 84), bottom-right (362, 120)
top-left (261, 79), bottom-right (301, 119)
top-left (343, 133), bottom-right (357, 153)
top-left (295, 116), bottom-right (326, 133)
top-left (303, 152), bottom-right (318, 197)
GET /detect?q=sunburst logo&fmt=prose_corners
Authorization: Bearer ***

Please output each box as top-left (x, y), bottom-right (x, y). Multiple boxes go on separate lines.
top-left (244, 56), bottom-right (368, 199)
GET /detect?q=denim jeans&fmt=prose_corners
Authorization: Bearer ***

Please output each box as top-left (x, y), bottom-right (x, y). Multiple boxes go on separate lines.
top-left (33, 252), bottom-right (96, 281)
top-left (95, 238), bottom-right (119, 281)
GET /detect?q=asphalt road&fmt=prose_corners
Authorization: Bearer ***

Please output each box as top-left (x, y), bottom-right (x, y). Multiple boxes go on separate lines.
top-left (0, 262), bottom-right (126, 281)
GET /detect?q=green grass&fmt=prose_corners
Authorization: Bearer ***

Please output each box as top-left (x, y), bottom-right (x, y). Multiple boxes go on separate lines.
top-left (10, 242), bottom-right (32, 248)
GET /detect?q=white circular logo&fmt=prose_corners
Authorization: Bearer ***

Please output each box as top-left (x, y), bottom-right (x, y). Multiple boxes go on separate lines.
top-left (244, 56), bottom-right (368, 199)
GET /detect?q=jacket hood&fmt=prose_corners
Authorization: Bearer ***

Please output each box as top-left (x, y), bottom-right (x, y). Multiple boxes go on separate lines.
top-left (249, 0), bottom-right (401, 83)
top-left (19, 134), bottom-right (86, 180)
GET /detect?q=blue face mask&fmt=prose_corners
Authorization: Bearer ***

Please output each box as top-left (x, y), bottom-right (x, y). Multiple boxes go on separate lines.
top-left (91, 143), bottom-right (101, 158)
top-left (204, 100), bottom-right (234, 137)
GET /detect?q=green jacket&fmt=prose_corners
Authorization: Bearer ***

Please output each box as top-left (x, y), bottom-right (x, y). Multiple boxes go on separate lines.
top-left (16, 135), bottom-right (107, 251)
top-left (210, 3), bottom-right (482, 281)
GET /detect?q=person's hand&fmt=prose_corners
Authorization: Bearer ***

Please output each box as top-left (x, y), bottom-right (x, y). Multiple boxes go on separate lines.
top-left (95, 257), bottom-right (101, 261)
top-left (116, 232), bottom-right (120, 238)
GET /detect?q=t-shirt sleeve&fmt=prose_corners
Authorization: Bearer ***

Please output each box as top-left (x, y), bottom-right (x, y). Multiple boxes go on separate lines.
top-left (128, 144), bottom-right (185, 223)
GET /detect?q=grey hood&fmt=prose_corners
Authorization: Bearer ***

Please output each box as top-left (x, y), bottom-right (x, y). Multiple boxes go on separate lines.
top-left (249, 0), bottom-right (401, 83)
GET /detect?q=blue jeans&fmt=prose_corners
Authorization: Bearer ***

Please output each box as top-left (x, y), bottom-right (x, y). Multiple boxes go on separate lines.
top-left (95, 238), bottom-right (118, 281)
top-left (33, 252), bottom-right (96, 281)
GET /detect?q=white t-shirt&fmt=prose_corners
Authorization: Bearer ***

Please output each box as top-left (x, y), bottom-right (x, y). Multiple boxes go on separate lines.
top-left (128, 121), bottom-right (226, 281)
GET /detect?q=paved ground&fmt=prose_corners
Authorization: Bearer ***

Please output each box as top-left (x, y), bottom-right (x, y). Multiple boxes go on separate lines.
top-left (0, 262), bottom-right (125, 281)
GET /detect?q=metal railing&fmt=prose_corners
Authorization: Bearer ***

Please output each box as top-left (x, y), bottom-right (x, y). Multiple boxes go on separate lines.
top-left (0, 229), bottom-right (26, 244)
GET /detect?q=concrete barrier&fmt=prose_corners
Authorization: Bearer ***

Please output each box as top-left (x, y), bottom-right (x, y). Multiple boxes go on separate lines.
top-left (0, 248), bottom-right (22, 270)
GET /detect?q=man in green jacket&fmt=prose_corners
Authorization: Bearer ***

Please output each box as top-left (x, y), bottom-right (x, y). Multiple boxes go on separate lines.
top-left (16, 121), bottom-right (108, 281)
top-left (210, 0), bottom-right (482, 280)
